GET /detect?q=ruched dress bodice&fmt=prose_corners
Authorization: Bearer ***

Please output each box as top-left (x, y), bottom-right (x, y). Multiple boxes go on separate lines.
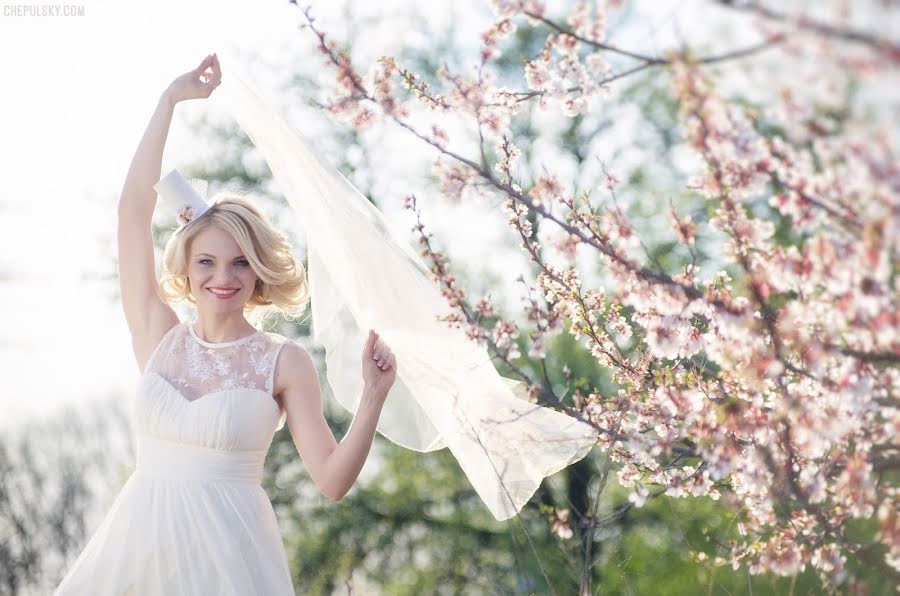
top-left (54, 321), bottom-right (297, 595)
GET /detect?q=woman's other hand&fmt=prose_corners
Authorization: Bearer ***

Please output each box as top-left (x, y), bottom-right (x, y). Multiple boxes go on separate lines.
top-left (361, 329), bottom-right (397, 404)
top-left (165, 53), bottom-right (221, 105)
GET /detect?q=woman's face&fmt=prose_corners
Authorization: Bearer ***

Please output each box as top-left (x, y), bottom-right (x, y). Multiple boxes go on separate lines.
top-left (186, 226), bottom-right (258, 313)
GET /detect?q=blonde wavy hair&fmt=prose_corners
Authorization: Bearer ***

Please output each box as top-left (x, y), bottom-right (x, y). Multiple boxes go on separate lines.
top-left (158, 193), bottom-right (309, 327)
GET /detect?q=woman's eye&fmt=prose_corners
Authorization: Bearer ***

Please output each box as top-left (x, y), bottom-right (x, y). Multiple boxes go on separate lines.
top-left (198, 259), bottom-right (249, 266)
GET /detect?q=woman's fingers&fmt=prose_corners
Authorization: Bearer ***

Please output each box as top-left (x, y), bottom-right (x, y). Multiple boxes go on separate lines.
top-left (200, 61), bottom-right (220, 95)
top-left (370, 334), bottom-right (385, 365)
top-left (374, 346), bottom-right (394, 369)
top-left (383, 352), bottom-right (396, 369)
top-left (196, 54), bottom-right (213, 73)
top-left (166, 54), bottom-right (221, 103)
top-left (365, 330), bottom-right (397, 370)
top-left (207, 59), bottom-right (220, 83)
top-left (194, 54), bottom-right (220, 84)
top-left (364, 329), bottom-right (378, 356)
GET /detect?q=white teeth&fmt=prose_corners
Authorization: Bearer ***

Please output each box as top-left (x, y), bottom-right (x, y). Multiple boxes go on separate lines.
top-left (209, 288), bottom-right (238, 295)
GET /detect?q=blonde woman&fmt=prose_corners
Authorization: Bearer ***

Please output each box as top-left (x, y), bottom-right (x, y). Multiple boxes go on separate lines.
top-left (54, 54), bottom-right (397, 594)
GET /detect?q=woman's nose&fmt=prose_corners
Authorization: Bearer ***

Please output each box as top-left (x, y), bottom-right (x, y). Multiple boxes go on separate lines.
top-left (212, 273), bottom-right (239, 281)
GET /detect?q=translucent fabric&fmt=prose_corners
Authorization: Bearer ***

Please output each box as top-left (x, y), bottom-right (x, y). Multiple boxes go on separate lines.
top-left (53, 321), bottom-right (294, 595)
top-left (213, 55), bottom-right (600, 521)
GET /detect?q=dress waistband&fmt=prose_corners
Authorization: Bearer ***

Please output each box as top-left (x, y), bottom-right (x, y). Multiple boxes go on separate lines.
top-left (135, 434), bottom-right (265, 484)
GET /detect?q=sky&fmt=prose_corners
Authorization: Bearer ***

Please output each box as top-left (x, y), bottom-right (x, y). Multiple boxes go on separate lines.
top-left (0, 0), bottom-right (310, 429)
top-left (1, 0), bottom-right (896, 431)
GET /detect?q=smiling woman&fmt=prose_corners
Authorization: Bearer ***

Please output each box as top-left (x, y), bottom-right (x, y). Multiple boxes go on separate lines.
top-left (55, 53), bottom-right (399, 595)
top-left (157, 192), bottom-right (309, 328)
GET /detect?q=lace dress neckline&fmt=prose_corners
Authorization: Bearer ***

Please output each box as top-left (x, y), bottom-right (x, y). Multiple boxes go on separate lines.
top-left (187, 321), bottom-right (263, 348)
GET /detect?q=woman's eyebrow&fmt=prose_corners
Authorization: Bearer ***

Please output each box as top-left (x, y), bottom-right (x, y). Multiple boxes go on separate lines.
top-left (195, 253), bottom-right (246, 259)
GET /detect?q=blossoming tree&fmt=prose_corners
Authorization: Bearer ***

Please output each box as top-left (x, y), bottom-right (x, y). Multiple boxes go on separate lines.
top-left (289, 0), bottom-right (898, 590)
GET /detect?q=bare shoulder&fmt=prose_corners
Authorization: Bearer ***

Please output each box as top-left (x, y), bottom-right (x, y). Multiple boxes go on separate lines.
top-left (273, 339), bottom-right (316, 399)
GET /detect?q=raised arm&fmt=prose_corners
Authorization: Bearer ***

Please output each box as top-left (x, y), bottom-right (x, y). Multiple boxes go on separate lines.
top-left (117, 54), bottom-right (221, 370)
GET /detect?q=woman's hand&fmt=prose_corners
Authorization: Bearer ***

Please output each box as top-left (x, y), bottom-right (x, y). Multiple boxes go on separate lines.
top-left (362, 329), bottom-right (397, 403)
top-left (164, 53), bottom-right (221, 105)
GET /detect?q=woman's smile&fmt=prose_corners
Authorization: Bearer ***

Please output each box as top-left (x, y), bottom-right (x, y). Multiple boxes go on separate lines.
top-left (208, 287), bottom-right (239, 298)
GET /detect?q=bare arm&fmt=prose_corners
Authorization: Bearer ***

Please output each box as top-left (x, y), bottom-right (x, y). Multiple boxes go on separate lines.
top-left (118, 53), bottom-right (221, 217)
top-left (117, 54), bottom-right (221, 364)
top-left (116, 93), bottom-right (178, 359)
top-left (117, 94), bottom-right (175, 218)
top-left (325, 394), bottom-right (388, 500)
top-left (279, 331), bottom-right (397, 501)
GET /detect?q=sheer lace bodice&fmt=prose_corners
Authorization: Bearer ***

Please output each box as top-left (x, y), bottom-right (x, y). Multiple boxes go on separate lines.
top-left (146, 322), bottom-right (282, 401)
top-left (139, 321), bottom-right (289, 437)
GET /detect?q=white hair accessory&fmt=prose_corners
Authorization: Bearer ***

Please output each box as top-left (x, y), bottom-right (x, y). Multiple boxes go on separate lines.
top-left (153, 169), bottom-right (212, 231)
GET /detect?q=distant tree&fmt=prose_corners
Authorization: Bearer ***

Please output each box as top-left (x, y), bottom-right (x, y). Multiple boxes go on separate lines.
top-left (1, 397), bottom-right (132, 595)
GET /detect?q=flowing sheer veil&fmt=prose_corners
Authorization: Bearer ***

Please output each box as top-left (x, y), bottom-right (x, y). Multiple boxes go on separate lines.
top-left (209, 59), bottom-right (600, 521)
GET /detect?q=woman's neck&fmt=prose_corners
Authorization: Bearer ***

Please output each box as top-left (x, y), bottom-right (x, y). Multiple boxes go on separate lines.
top-left (190, 315), bottom-right (256, 343)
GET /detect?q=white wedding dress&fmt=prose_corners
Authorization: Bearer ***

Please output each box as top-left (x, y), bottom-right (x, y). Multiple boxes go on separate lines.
top-left (53, 320), bottom-right (295, 595)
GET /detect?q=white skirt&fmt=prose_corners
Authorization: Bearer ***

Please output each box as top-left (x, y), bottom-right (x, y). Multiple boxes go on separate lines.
top-left (53, 435), bottom-right (294, 595)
